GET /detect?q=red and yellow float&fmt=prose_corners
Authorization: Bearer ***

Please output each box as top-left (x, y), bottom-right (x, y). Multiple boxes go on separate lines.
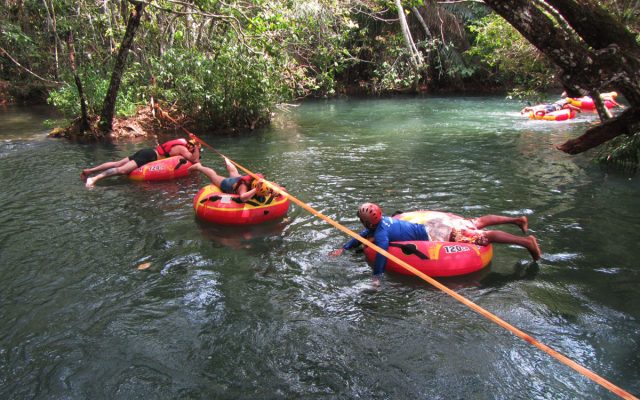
top-left (193, 184), bottom-right (290, 225)
top-left (567, 92), bottom-right (619, 111)
top-left (363, 211), bottom-right (493, 277)
top-left (567, 96), bottom-right (617, 110)
top-left (529, 108), bottom-right (576, 121)
top-left (128, 156), bottom-right (193, 181)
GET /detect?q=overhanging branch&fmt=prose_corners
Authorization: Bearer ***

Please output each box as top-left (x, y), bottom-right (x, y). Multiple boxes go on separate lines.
top-left (557, 107), bottom-right (640, 154)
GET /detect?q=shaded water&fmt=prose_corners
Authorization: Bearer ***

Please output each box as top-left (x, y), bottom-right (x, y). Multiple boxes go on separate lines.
top-left (1, 98), bottom-right (638, 399)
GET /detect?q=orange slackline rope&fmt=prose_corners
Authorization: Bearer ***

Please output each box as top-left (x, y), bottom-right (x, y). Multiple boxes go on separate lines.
top-left (159, 107), bottom-right (637, 400)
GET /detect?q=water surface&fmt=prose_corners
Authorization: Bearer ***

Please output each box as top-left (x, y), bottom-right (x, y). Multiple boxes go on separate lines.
top-left (0, 98), bottom-right (638, 399)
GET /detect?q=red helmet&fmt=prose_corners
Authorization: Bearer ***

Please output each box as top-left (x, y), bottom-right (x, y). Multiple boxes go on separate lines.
top-left (357, 203), bottom-right (382, 228)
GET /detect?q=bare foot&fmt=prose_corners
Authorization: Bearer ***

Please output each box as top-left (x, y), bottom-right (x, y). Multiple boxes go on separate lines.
top-left (80, 170), bottom-right (89, 181)
top-left (475, 235), bottom-right (489, 246)
top-left (85, 177), bottom-right (96, 188)
top-left (528, 235), bottom-right (541, 261)
top-left (187, 163), bottom-right (201, 172)
top-left (519, 216), bottom-right (528, 233)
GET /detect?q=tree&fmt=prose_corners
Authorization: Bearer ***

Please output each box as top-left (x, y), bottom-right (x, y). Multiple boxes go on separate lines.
top-left (395, 0), bottom-right (423, 89)
top-left (66, 32), bottom-right (89, 132)
top-left (99, 0), bottom-right (146, 133)
top-left (467, 13), bottom-right (557, 96)
top-left (481, 0), bottom-right (640, 155)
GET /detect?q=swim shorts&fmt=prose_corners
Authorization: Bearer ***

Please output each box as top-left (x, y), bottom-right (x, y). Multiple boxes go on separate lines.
top-left (128, 148), bottom-right (158, 167)
top-left (220, 176), bottom-right (242, 193)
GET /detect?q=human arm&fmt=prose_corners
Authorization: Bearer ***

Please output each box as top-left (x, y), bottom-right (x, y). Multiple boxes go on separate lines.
top-left (239, 187), bottom-right (257, 202)
top-left (329, 228), bottom-right (371, 256)
top-left (188, 143), bottom-right (201, 163)
top-left (603, 97), bottom-right (622, 108)
top-left (372, 229), bottom-right (390, 276)
top-left (172, 144), bottom-right (200, 163)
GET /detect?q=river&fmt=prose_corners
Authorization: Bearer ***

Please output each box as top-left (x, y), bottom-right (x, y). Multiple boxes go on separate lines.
top-left (0, 97), bottom-right (638, 399)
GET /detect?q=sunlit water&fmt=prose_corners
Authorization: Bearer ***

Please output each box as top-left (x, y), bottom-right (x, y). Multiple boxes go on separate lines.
top-left (0, 98), bottom-right (638, 399)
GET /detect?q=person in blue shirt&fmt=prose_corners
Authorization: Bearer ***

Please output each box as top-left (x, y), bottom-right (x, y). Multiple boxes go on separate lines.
top-left (331, 203), bottom-right (541, 286)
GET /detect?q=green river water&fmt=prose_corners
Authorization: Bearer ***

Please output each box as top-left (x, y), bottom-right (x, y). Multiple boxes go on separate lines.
top-left (0, 97), bottom-right (638, 399)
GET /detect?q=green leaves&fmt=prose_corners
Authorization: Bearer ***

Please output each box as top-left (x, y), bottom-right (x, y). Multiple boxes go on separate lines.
top-left (149, 46), bottom-right (286, 129)
top-left (466, 12), bottom-right (556, 95)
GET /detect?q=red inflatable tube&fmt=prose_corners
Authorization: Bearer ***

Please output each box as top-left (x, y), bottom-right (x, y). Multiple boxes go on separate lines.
top-left (363, 211), bottom-right (493, 277)
top-left (128, 156), bottom-right (193, 181)
top-left (193, 184), bottom-right (290, 225)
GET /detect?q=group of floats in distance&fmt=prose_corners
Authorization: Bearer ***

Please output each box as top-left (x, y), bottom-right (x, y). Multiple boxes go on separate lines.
top-left (523, 91), bottom-right (621, 121)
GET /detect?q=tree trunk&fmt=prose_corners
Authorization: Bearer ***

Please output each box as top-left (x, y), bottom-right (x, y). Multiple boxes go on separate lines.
top-left (557, 108), bottom-right (640, 154)
top-left (99, 1), bottom-right (146, 132)
top-left (41, 0), bottom-right (59, 80)
top-left (394, 0), bottom-right (422, 91)
top-left (546, 0), bottom-right (639, 57)
top-left (395, 0), bottom-right (422, 67)
top-left (411, 6), bottom-right (432, 39)
top-left (67, 32), bottom-right (90, 132)
top-left (482, 0), bottom-right (640, 154)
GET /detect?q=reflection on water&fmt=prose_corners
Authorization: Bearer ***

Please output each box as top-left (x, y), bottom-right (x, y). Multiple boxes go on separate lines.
top-left (195, 219), bottom-right (290, 250)
top-left (0, 98), bottom-right (638, 399)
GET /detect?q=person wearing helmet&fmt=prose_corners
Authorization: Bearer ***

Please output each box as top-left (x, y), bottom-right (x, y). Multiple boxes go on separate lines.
top-left (331, 203), bottom-right (431, 285)
top-left (81, 137), bottom-right (201, 187)
top-left (331, 203), bottom-right (541, 286)
top-left (251, 178), bottom-right (272, 198)
top-left (188, 158), bottom-right (264, 202)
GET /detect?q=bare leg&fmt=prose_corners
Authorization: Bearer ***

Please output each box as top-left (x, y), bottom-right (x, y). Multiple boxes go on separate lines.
top-left (483, 230), bottom-right (541, 261)
top-left (81, 157), bottom-right (131, 180)
top-left (471, 215), bottom-right (528, 233)
top-left (85, 160), bottom-right (139, 187)
top-left (224, 158), bottom-right (241, 178)
top-left (188, 163), bottom-right (225, 187)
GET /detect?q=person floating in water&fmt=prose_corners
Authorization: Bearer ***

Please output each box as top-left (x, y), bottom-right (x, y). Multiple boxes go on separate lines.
top-left (188, 158), bottom-right (271, 202)
top-left (81, 138), bottom-right (200, 188)
top-left (520, 98), bottom-right (581, 116)
top-left (566, 91), bottom-right (623, 109)
top-left (330, 203), bottom-right (541, 286)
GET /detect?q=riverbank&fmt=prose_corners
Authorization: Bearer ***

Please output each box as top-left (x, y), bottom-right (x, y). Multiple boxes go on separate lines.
top-left (47, 106), bottom-right (160, 141)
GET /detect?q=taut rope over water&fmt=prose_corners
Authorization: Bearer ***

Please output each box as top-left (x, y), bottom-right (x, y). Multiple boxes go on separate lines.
top-left (156, 105), bottom-right (637, 400)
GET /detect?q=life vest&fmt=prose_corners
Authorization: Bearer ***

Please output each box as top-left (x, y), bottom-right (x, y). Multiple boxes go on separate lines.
top-left (237, 173), bottom-right (264, 188)
top-left (155, 138), bottom-right (188, 158)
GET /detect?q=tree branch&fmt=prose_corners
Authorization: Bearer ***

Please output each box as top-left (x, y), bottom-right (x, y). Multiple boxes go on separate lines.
top-left (0, 47), bottom-right (63, 85)
top-left (557, 107), bottom-right (640, 154)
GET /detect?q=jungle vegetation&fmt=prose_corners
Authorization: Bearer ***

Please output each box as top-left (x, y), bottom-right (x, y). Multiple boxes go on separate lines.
top-left (1, 0), bottom-right (639, 167)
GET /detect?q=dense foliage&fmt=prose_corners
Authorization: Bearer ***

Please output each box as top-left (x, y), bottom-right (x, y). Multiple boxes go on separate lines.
top-left (1, 0), bottom-right (639, 168)
top-left (1, 0), bottom-right (504, 128)
top-left (467, 13), bottom-right (556, 99)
